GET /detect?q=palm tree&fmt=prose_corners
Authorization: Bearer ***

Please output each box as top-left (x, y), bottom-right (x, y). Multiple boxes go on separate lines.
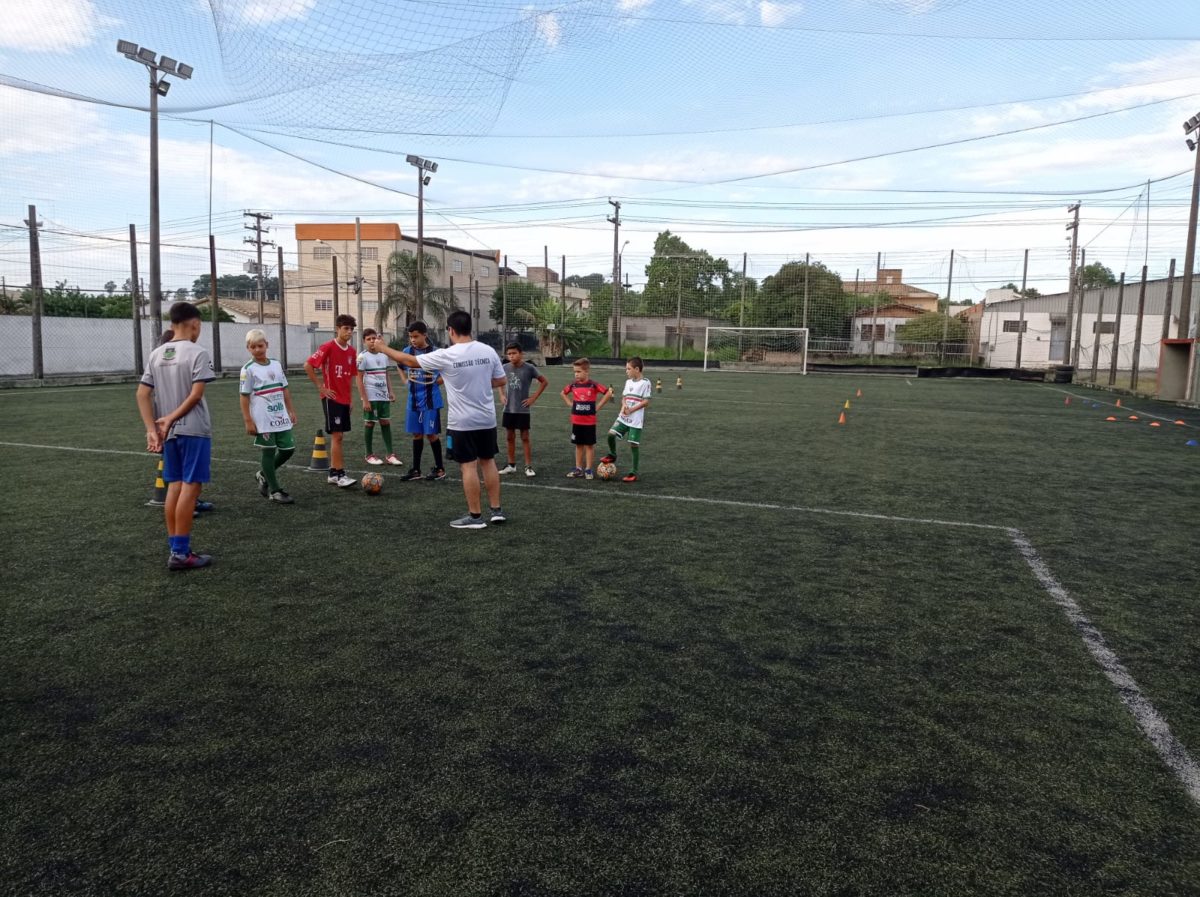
top-left (517, 298), bottom-right (598, 357)
top-left (377, 250), bottom-right (455, 334)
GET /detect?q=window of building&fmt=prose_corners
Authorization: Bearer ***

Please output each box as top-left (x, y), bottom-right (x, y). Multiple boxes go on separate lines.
top-left (860, 324), bottom-right (885, 341)
top-left (313, 245), bottom-right (331, 259)
top-left (361, 247), bottom-right (378, 261)
top-left (1002, 320), bottom-right (1028, 333)
top-left (1092, 321), bottom-right (1115, 334)
top-left (480, 265), bottom-right (490, 277)
top-left (453, 259), bottom-right (463, 273)
top-left (315, 299), bottom-right (333, 311)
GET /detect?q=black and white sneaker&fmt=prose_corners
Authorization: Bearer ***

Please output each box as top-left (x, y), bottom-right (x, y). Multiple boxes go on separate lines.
top-left (497, 464), bottom-right (517, 475)
top-left (489, 508), bottom-right (507, 525)
top-left (399, 468), bottom-right (422, 482)
top-left (425, 468), bottom-right (447, 482)
top-left (255, 471), bottom-right (269, 497)
top-left (449, 514), bottom-right (487, 529)
top-left (269, 491), bottom-right (295, 504)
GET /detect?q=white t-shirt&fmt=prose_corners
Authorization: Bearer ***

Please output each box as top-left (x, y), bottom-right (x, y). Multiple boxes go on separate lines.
top-left (618, 377), bottom-right (653, 429)
top-left (357, 350), bottom-right (393, 403)
top-left (239, 359), bottom-right (292, 434)
top-left (415, 340), bottom-right (505, 431)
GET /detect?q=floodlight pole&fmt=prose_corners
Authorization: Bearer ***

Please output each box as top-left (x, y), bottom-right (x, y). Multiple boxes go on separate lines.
top-left (1179, 120), bottom-right (1200, 341)
top-left (148, 71), bottom-right (162, 343)
top-left (406, 155), bottom-right (437, 321)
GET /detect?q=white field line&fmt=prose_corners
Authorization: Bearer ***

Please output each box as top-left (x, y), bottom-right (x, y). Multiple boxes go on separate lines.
top-left (3, 438), bottom-right (1197, 803)
top-left (1010, 529), bottom-right (1200, 806)
top-left (905, 379), bottom-right (914, 386)
top-left (1045, 386), bottom-right (1195, 426)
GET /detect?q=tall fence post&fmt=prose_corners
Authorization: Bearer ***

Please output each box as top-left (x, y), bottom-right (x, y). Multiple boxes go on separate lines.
top-left (1162, 258), bottom-right (1176, 343)
top-left (502, 254), bottom-right (509, 348)
top-left (376, 263), bottom-right (383, 338)
top-left (1109, 272), bottom-right (1125, 386)
top-left (277, 246), bottom-right (288, 368)
top-left (332, 255), bottom-right (340, 321)
top-left (129, 224), bottom-right (144, 375)
top-left (26, 204), bottom-right (44, 379)
top-left (209, 234), bottom-right (222, 372)
top-left (1090, 288), bottom-right (1106, 384)
top-left (1130, 265), bottom-right (1148, 391)
top-left (1072, 247), bottom-right (1087, 368)
top-left (1015, 248), bottom-right (1029, 369)
top-left (940, 249), bottom-right (954, 363)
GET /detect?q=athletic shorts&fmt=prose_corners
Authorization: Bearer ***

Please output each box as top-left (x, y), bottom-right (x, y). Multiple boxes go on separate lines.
top-left (162, 434), bottom-right (211, 484)
top-left (570, 423), bottom-right (597, 446)
top-left (363, 400), bottom-right (392, 423)
top-left (253, 429), bottom-right (296, 450)
top-left (502, 411), bottom-right (531, 431)
top-left (406, 406), bottom-right (442, 436)
top-left (322, 398), bottom-right (352, 433)
top-left (608, 421), bottom-right (643, 446)
top-left (446, 428), bottom-right (498, 464)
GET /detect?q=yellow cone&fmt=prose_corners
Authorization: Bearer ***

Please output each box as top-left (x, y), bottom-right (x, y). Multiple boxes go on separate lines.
top-left (306, 430), bottom-right (331, 471)
top-left (146, 458), bottom-right (166, 506)
top-left (844, 399), bottom-right (851, 409)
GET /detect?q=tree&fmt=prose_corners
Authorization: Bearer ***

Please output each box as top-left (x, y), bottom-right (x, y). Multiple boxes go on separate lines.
top-left (488, 280), bottom-right (551, 326)
top-left (746, 260), bottom-right (847, 337)
top-left (999, 282), bottom-right (1041, 300)
top-left (895, 312), bottom-right (969, 345)
top-left (1078, 262), bottom-right (1117, 289)
top-left (516, 298), bottom-right (598, 357)
top-left (641, 231), bottom-right (732, 319)
top-left (104, 281), bottom-right (117, 296)
top-left (564, 273), bottom-right (606, 291)
top-left (379, 250), bottom-right (453, 333)
top-left (174, 287), bottom-right (190, 302)
top-left (191, 273), bottom-right (280, 302)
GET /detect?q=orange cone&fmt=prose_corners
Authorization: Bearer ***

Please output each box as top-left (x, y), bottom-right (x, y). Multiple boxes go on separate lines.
top-left (1105, 416), bottom-right (1118, 421)
top-left (855, 388), bottom-right (862, 398)
top-left (1115, 398), bottom-right (1122, 407)
top-left (837, 411), bottom-right (846, 425)
top-left (1064, 396), bottom-right (1071, 405)
top-left (1176, 419), bottom-right (1187, 426)
top-left (1150, 422), bottom-right (1162, 428)
top-left (1128, 415), bottom-right (1139, 421)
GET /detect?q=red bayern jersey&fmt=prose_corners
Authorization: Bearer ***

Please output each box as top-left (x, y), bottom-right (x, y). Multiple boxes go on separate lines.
top-left (307, 340), bottom-right (357, 405)
top-left (562, 379), bottom-right (609, 425)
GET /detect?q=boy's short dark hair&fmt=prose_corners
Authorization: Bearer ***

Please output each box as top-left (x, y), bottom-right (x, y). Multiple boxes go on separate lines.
top-left (168, 302), bottom-right (201, 325)
top-left (335, 314), bottom-right (356, 329)
top-left (573, 358), bottom-right (590, 371)
top-left (362, 327), bottom-right (377, 338)
top-left (407, 320), bottom-right (428, 335)
top-left (446, 310), bottom-right (472, 336)
top-left (627, 356), bottom-right (644, 371)
top-left (504, 342), bottom-right (522, 353)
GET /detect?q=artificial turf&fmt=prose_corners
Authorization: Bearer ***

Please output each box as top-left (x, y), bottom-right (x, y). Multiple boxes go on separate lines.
top-left (2, 369), bottom-right (1199, 895)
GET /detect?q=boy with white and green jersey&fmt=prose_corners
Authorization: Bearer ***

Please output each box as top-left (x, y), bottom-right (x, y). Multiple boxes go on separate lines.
top-left (601, 356), bottom-right (653, 483)
top-left (356, 329), bottom-right (403, 466)
top-left (239, 329), bottom-right (298, 504)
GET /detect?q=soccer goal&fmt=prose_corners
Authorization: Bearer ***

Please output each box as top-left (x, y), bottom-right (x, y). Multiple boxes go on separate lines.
top-left (703, 327), bottom-right (809, 373)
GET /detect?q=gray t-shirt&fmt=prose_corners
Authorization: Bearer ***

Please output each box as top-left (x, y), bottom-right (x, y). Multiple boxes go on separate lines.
top-left (502, 361), bottom-right (541, 414)
top-left (140, 339), bottom-right (216, 438)
top-left (415, 340), bottom-right (505, 431)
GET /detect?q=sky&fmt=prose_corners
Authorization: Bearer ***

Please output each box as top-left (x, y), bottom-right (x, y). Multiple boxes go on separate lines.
top-left (1, 0), bottom-right (1199, 301)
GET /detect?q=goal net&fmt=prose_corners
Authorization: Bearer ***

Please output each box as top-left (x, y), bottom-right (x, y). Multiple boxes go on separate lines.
top-left (703, 327), bottom-right (809, 373)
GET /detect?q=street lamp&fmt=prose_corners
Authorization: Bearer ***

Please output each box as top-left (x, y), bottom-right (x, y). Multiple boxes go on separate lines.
top-left (117, 40), bottom-right (193, 343)
top-left (405, 154), bottom-right (438, 320)
top-left (1180, 113), bottom-right (1200, 345)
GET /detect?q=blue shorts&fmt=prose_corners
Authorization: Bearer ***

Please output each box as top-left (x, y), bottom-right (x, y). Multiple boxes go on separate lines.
top-left (162, 435), bottom-right (211, 484)
top-left (406, 406), bottom-right (442, 436)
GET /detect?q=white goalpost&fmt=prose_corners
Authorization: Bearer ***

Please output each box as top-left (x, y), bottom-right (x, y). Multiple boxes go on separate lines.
top-left (703, 327), bottom-right (809, 373)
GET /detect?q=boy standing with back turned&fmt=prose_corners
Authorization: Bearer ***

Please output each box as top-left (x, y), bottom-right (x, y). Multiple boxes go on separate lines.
top-left (135, 301), bottom-right (216, 571)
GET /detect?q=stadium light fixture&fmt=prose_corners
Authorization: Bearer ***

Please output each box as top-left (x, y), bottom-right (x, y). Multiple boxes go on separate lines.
top-left (406, 154), bottom-right (438, 318)
top-left (117, 40), bottom-right (195, 344)
top-left (1185, 115), bottom-right (1200, 135)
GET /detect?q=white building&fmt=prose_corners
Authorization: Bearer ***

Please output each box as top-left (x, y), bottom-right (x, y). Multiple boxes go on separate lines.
top-left (978, 277), bottom-right (1193, 371)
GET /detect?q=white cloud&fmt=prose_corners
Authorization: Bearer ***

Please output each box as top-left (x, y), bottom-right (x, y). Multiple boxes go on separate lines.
top-left (759, 1), bottom-right (801, 27)
top-left (226, 0), bottom-right (316, 25)
top-left (617, 0), bottom-right (654, 9)
top-left (3, 0), bottom-right (115, 53)
top-left (0, 85), bottom-right (103, 154)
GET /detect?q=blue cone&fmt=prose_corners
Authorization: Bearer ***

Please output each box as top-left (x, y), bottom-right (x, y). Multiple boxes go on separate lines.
top-left (1092, 403), bottom-right (1100, 409)
top-left (1187, 439), bottom-right (1199, 447)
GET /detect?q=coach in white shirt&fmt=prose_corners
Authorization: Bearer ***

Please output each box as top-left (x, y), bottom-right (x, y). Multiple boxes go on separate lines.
top-left (378, 309), bottom-right (507, 529)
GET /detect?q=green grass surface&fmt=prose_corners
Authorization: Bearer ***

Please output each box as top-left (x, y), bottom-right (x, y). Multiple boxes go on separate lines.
top-left (2, 369), bottom-right (1200, 895)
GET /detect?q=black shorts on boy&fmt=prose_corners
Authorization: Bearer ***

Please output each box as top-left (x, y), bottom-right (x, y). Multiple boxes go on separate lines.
top-left (447, 428), bottom-right (499, 463)
top-left (570, 423), bottom-right (597, 446)
top-left (502, 411), bottom-right (531, 431)
top-left (322, 398), bottom-right (352, 433)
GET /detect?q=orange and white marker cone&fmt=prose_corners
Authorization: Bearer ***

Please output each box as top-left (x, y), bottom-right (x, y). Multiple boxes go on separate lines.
top-left (837, 411), bottom-right (846, 425)
top-left (856, 388), bottom-right (862, 398)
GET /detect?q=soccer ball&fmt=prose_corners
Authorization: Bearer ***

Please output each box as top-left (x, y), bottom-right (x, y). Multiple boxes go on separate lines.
top-left (361, 472), bottom-right (384, 495)
top-left (596, 461), bottom-right (618, 480)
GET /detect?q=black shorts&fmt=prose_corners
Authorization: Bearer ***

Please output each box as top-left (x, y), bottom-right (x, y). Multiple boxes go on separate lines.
top-left (571, 423), bottom-right (597, 446)
top-left (502, 411), bottom-right (531, 431)
top-left (446, 428), bottom-right (498, 464)
top-left (322, 398), bottom-right (352, 433)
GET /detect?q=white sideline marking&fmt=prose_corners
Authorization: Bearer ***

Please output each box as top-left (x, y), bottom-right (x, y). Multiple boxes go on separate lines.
top-left (1045, 386), bottom-right (1193, 426)
top-left (1010, 529), bottom-right (1200, 806)
top-left (905, 379), bottom-right (914, 387)
top-left (4, 438), bottom-right (1199, 801)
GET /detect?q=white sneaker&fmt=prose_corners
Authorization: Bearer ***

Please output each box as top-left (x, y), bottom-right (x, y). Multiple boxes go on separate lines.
top-left (365, 454), bottom-right (384, 466)
top-left (327, 472), bottom-right (339, 484)
top-left (498, 463), bottom-right (517, 475)
top-left (336, 474), bottom-right (357, 488)
top-left (525, 467), bottom-right (536, 478)
top-left (385, 454), bottom-right (404, 466)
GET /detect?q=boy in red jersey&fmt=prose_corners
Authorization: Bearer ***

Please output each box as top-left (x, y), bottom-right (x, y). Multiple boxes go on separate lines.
top-left (304, 314), bottom-right (358, 488)
top-left (560, 358), bottom-right (611, 480)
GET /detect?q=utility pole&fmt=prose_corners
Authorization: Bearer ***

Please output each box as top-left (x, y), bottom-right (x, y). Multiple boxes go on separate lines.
top-left (1072, 247), bottom-right (1086, 368)
top-left (1179, 113), bottom-right (1200, 340)
top-left (243, 211), bottom-right (274, 324)
top-left (277, 246), bottom-right (288, 368)
top-left (1064, 202), bottom-right (1081, 365)
top-left (26, 205), bottom-right (44, 379)
top-left (502, 254), bottom-right (509, 346)
top-left (208, 234), bottom-right (222, 372)
top-left (608, 199), bottom-right (621, 355)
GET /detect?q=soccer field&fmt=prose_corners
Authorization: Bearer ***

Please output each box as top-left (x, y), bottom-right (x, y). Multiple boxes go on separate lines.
top-left (2, 368), bottom-right (1200, 895)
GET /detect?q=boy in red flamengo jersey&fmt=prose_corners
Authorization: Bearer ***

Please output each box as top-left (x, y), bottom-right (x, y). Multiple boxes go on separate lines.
top-left (304, 314), bottom-right (358, 488)
top-left (560, 358), bottom-right (611, 480)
